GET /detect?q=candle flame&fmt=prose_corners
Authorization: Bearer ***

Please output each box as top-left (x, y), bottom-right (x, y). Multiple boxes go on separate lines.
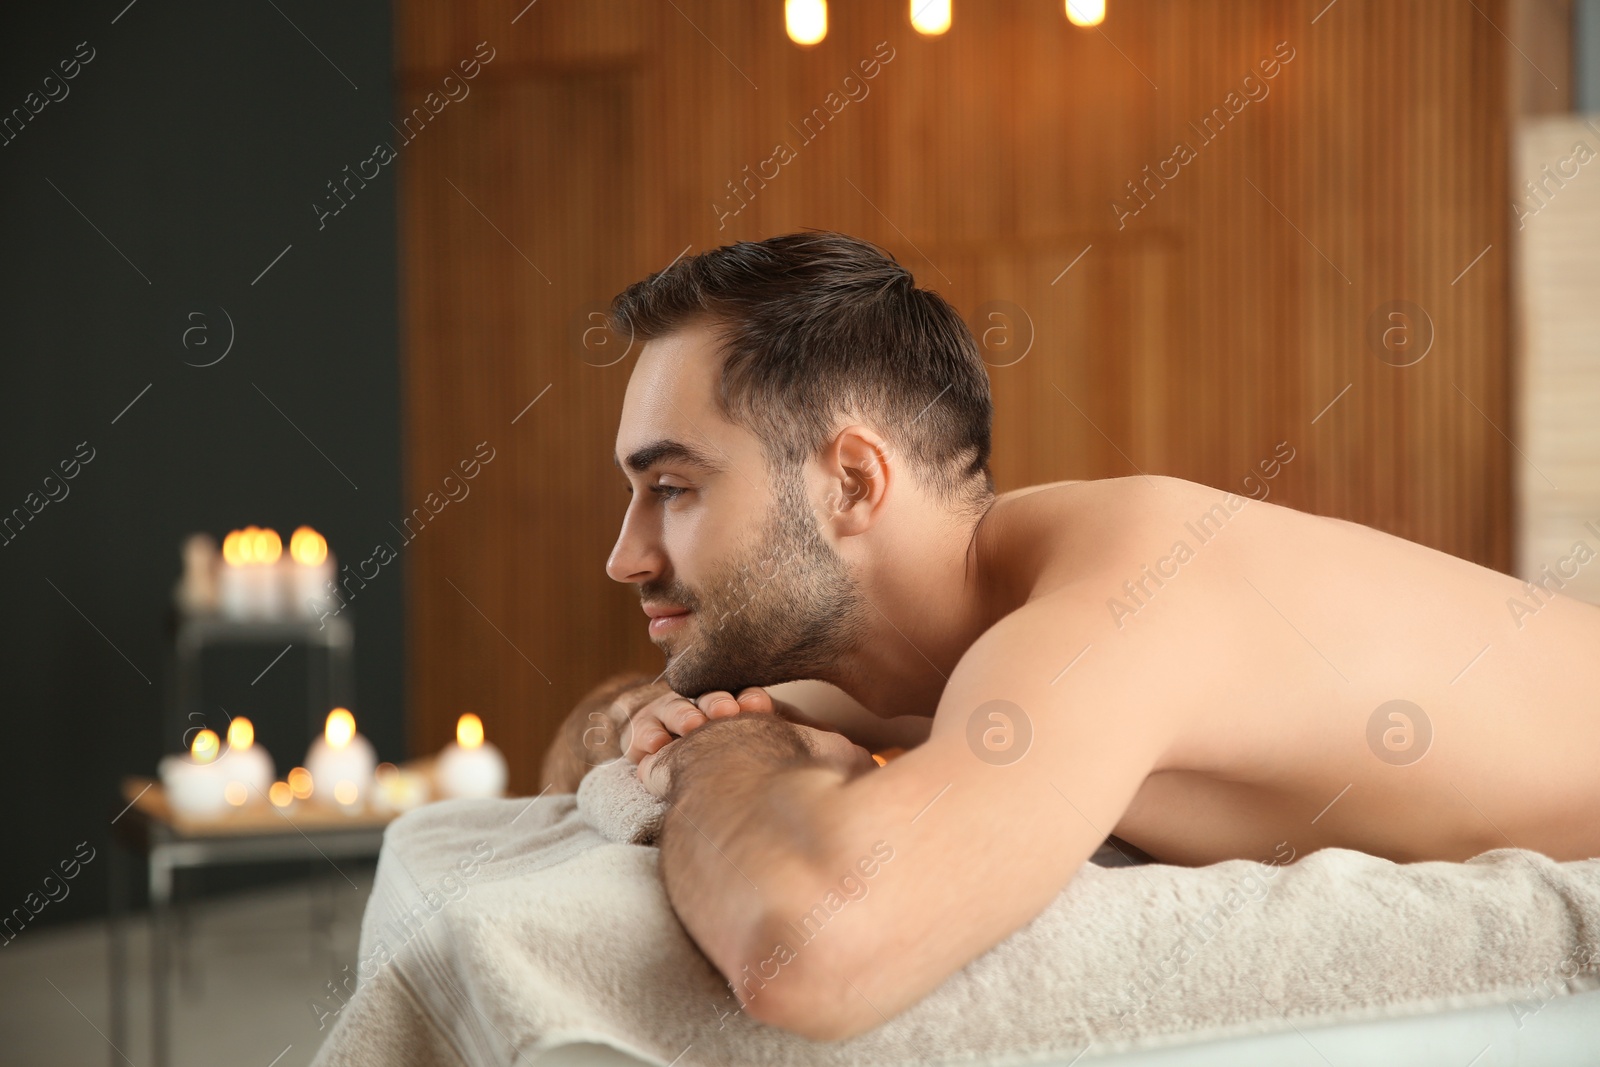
top-left (269, 781), bottom-right (293, 807)
top-left (224, 781), bottom-right (248, 806)
top-left (241, 526), bottom-right (261, 564)
top-left (223, 526), bottom-right (283, 565)
top-left (456, 713), bottom-right (484, 749)
top-left (290, 526), bottom-right (328, 566)
top-left (191, 729), bottom-right (220, 764)
top-left (333, 780), bottom-right (359, 806)
top-left (288, 766), bottom-right (314, 799)
top-left (226, 717), bottom-right (255, 751)
top-left (221, 530), bottom-right (245, 566)
top-left (252, 527), bottom-right (282, 565)
top-left (325, 708), bottom-right (355, 748)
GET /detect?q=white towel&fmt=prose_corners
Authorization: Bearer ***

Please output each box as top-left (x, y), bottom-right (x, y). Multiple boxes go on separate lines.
top-left (309, 761), bottom-right (1600, 1066)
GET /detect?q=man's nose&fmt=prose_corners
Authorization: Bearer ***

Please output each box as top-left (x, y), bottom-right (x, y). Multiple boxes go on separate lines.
top-left (606, 507), bottom-right (664, 585)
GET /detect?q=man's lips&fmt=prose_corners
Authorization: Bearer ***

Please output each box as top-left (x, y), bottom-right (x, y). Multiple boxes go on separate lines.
top-left (644, 604), bottom-right (691, 635)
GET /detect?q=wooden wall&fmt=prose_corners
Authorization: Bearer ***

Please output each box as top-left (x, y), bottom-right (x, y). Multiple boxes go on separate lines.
top-left (394, 0), bottom-right (1519, 788)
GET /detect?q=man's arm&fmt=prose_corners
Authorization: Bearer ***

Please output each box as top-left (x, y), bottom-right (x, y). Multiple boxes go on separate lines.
top-left (539, 672), bottom-right (667, 793)
top-left (652, 712), bottom-right (871, 985)
top-left (653, 599), bottom-right (1187, 1041)
top-left (765, 679), bottom-right (932, 752)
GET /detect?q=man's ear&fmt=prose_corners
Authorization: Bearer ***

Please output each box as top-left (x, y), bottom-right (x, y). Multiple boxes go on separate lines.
top-left (821, 425), bottom-right (892, 537)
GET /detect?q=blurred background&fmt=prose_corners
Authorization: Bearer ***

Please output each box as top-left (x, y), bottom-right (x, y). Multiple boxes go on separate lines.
top-left (2, 0), bottom-right (1598, 1064)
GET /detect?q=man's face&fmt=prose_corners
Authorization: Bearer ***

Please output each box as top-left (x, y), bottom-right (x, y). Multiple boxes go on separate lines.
top-left (606, 324), bottom-right (868, 697)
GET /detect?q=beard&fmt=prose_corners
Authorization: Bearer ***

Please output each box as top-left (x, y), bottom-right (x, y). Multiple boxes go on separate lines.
top-left (643, 469), bottom-right (870, 698)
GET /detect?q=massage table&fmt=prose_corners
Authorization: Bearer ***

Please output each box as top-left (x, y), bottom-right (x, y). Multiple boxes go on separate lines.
top-left (308, 760), bottom-right (1600, 1066)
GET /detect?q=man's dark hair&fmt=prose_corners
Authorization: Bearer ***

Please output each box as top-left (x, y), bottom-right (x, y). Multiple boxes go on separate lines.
top-left (608, 231), bottom-right (995, 515)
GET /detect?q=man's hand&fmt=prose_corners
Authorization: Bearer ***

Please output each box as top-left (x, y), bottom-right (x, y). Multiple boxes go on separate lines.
top-left (638, 710), bottom-right (878, 799)
top-left (624, 685), bottom-right (778, 765)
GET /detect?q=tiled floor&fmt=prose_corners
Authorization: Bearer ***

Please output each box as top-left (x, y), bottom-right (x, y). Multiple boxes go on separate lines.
top-left (0, 870), bottom-right (376, 1067)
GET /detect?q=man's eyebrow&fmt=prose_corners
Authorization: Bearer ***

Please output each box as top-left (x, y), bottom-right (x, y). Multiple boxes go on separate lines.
top-left (612, 439), bottom-right (728, 475)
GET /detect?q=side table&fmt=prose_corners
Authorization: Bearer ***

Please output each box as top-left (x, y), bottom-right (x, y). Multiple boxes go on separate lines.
top-left (108, 777), bottom-right (393, 1067)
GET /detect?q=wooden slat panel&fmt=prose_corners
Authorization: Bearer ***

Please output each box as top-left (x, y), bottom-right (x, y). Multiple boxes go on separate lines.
top-left (396, 70), bottom-right (641, 773)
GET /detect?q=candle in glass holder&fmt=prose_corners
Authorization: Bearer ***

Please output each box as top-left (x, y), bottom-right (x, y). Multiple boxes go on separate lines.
top-left (159, 729), bottom-right (229, 818)
top-left (288, 526), bottom-right (336, 620)
top-left (219, 717), bottom-right (273, 800)
top-left (305, 708), bottom-right (376, 810)
top-left (435, 713), bottom-right (508, 799)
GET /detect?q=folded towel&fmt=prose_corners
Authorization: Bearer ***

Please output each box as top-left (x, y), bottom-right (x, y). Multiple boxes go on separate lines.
top-left (309, 765), bottom-right (1600, 1067)
top-left (575, 756), bottom-right (666, 845)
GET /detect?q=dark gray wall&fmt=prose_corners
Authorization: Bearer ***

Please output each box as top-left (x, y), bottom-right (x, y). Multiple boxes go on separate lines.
top-left (0, 1), bottom-right (402, 930)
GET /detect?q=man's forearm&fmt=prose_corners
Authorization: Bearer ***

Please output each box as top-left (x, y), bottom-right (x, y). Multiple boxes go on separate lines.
top-left (657, 714), bottom-right (847, 1002)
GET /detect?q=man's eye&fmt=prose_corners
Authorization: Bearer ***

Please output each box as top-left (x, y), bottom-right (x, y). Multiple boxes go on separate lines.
top-left (650, 485), bottom-right (687, 501)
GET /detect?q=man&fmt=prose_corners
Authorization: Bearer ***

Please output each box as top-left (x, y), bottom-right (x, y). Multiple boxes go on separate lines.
top-left (580, 231), bottom-right (1600, 1042)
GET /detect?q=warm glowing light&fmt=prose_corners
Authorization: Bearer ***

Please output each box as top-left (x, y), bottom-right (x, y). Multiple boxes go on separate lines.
top-left (333, 780), bottom-right (359, 806)
top-left (871, 752), bottom-right (887, 766)
top-left (252, 526), bottom-right (282, 565)
top-left (456, 713), bottom-right (485, 749)
top-left (910, 0), bottom-right (951, 35)
top-left (325, 708), bottom-right (356, 748)
top-left (269, 781), bottom-right (293, 807)
top-left (226, 717), bottom-right (255, 751)
top-left (376, 762), bottom-right (398, 780)
top-left (225, 781), bottom-right (248, 806)
top-left (785, 0), bottom-right (826, 45)
top-left (288, 766), bottom-right (314, 799)
top-left (290, 526), bottom-right (328, 566)
top-left (224, 526), bottom-right (284, 565)
top-left (1065, 0), bottom-right (1105, 27)
top-left (191, 729), bottom-right (220, 764)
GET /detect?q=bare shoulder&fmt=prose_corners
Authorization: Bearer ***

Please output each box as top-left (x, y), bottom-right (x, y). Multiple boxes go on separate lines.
top-left (926, 584), bottom-right (1202, 771)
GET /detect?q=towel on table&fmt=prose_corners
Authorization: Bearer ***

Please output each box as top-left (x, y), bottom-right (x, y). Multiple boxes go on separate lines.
top-left (309, 758), bottom-right (1600, 1066)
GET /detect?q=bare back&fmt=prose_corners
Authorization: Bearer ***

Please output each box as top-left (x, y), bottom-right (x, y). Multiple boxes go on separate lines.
top-left (989, 475), bottom-right (1600, 864)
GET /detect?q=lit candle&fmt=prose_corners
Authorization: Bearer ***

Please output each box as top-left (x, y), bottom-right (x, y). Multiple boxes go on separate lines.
top-left (287, 526), bottom-right (336, 620)
top-left (218, 526), bottom-right (285, 620)
top-left (218, 530), bottom-right (250, 618)
top-left (218, 717), bottom-right (274, 801)
top-left (304, 708), bottom-right (376, 810)
top-left (372, 761), bottom-right (431, 813)
top-left (175, 532), bottom-right (220, 615)
top-left (435, 713), bottom-right (508, 799)
top-left (159, 729), bottom-right (230, 818)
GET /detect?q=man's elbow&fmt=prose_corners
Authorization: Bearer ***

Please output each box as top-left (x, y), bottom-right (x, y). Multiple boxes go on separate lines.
top-left (732, 915), bottom-right (890, 1041)
top-left (740, 960), bottom-right (885, 1042)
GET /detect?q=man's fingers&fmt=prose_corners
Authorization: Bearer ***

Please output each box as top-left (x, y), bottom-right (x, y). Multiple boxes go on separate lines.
top-left (666, 697), bottom-right (709, 733)
top-left (625, 716), bottom-right (672, 763)
top-left (697, 691), bottom-right (742, 719)
top-left (734, 687), bottom-right (775, 714)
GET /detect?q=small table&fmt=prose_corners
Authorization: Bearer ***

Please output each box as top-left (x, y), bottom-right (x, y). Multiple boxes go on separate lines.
top-left (171, 612), bottom-right (355, 745)
top-left (108, 777), bottom-right (395, 1067)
